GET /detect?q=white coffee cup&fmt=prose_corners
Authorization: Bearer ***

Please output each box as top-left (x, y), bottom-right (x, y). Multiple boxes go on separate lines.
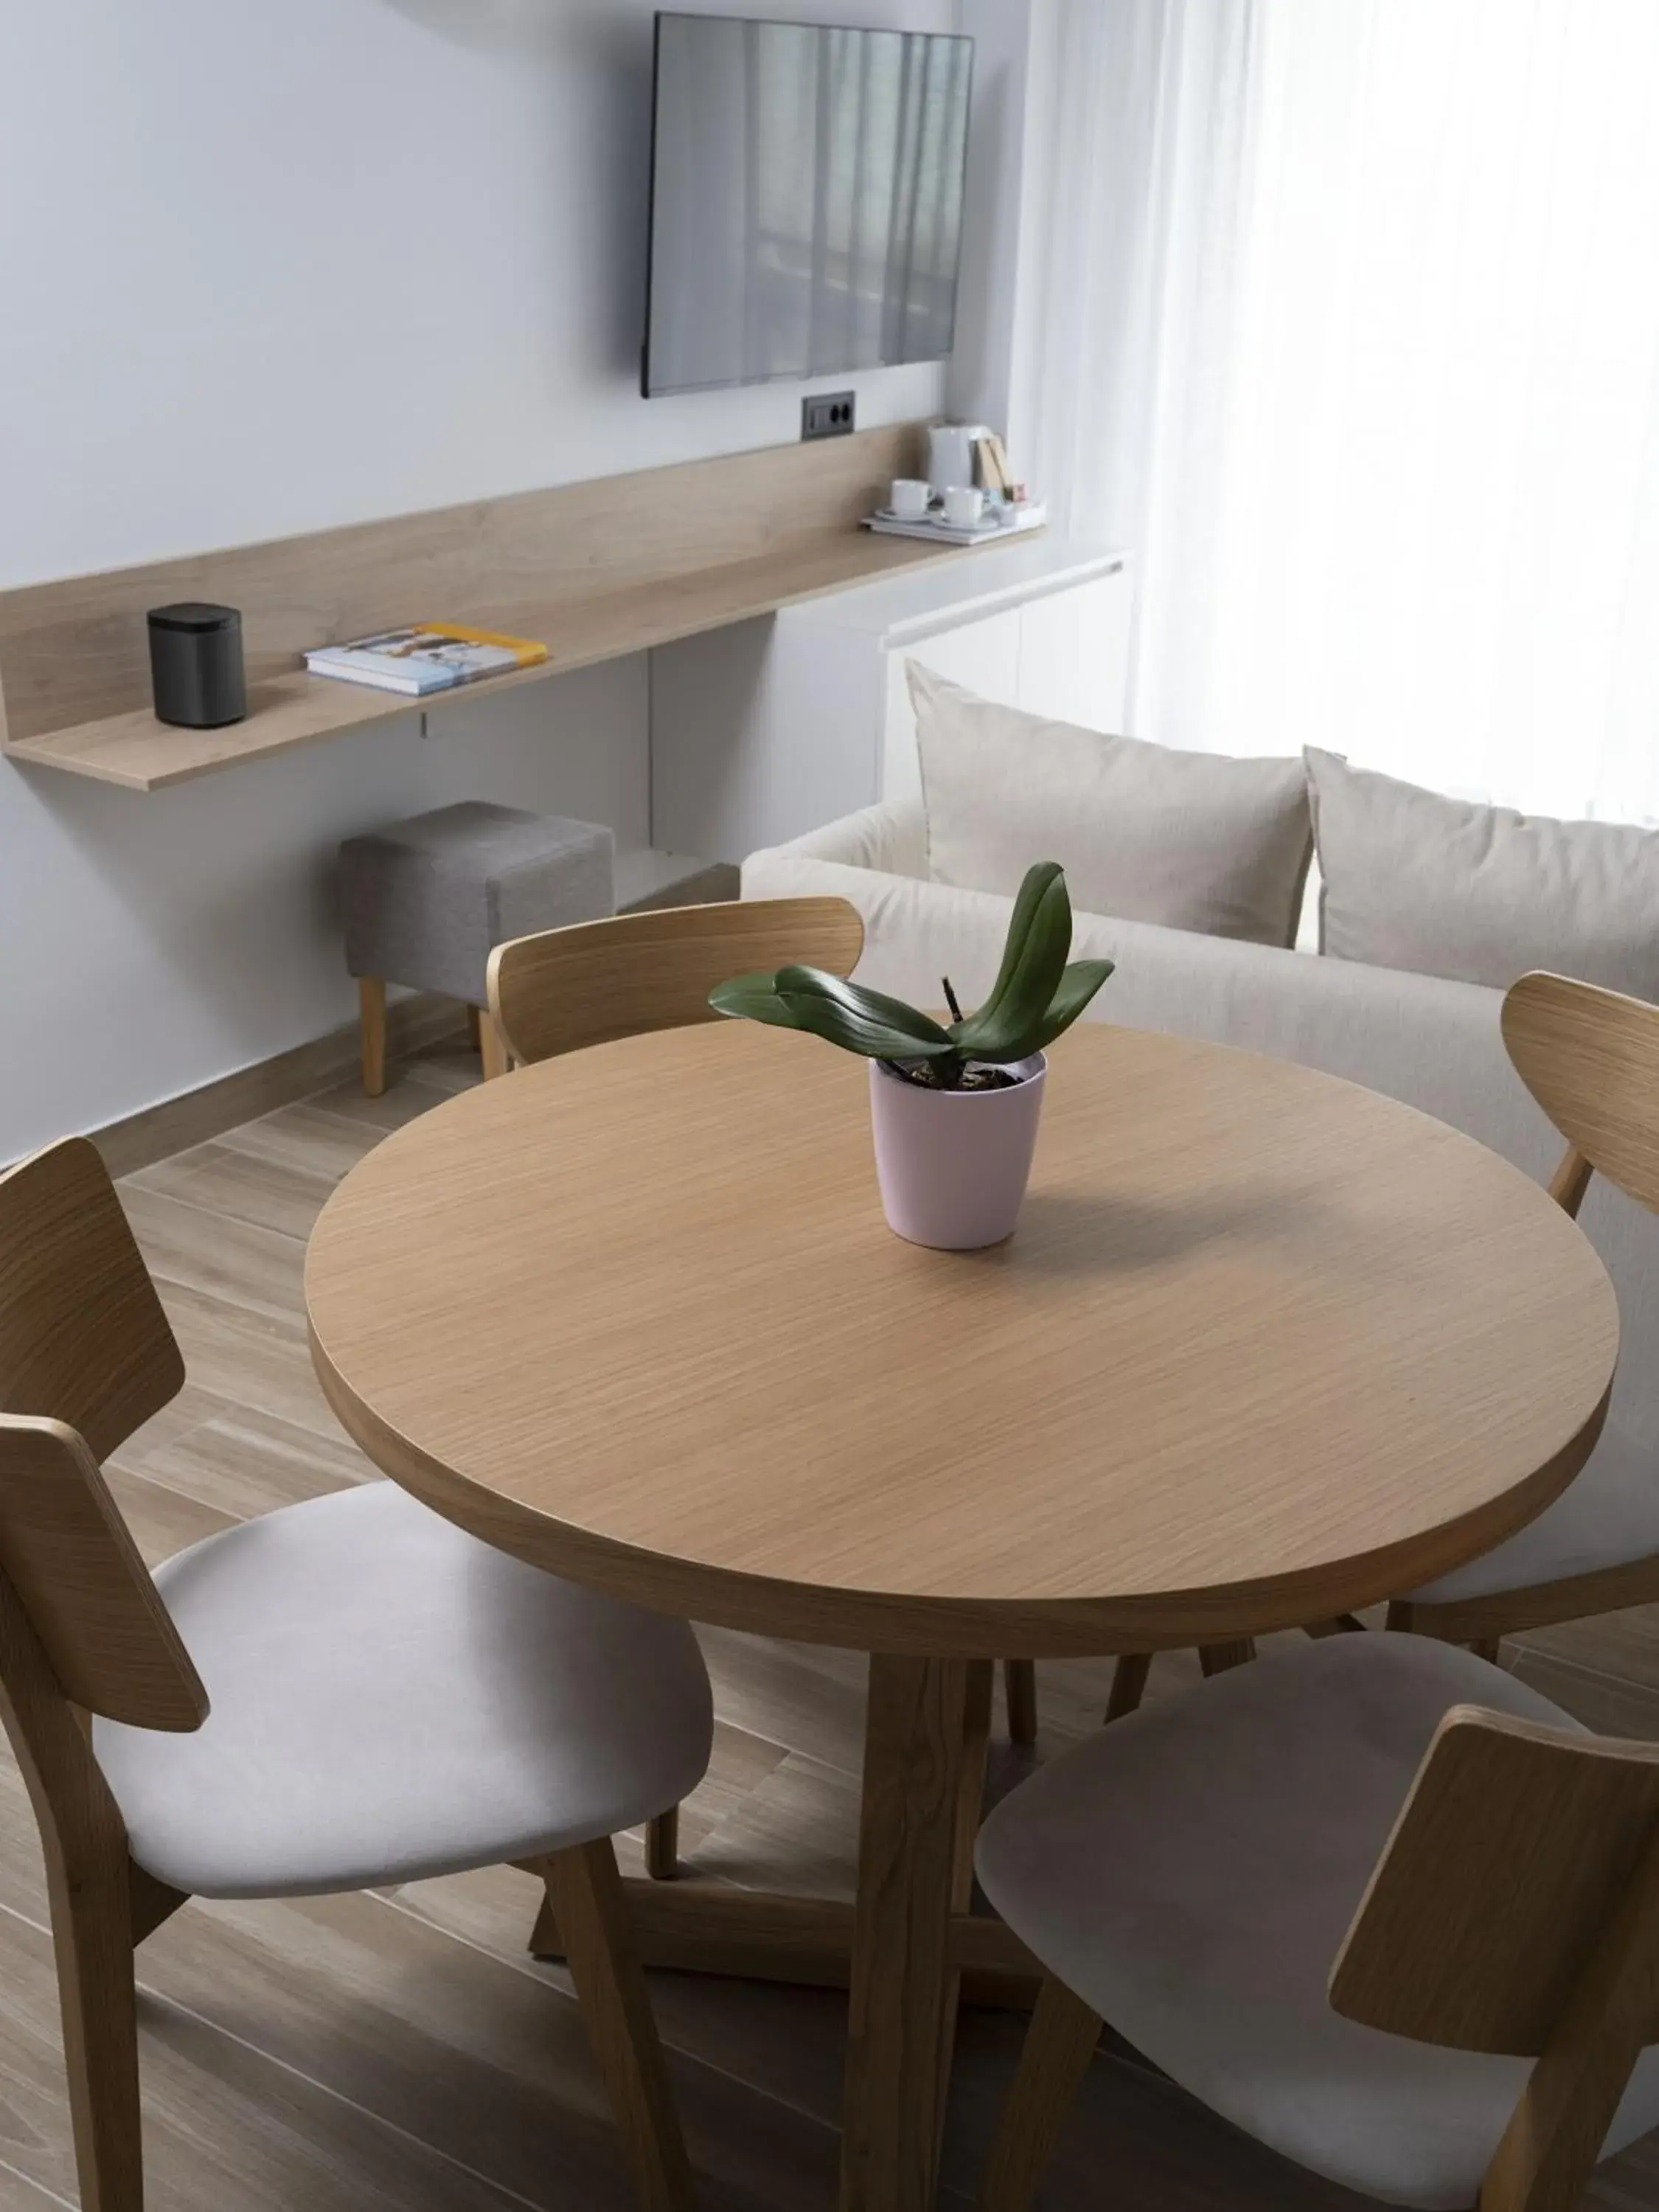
top-left (890, 479), bottom-right (931, 519)
top-left (942, 485), bottom-right (984, 529)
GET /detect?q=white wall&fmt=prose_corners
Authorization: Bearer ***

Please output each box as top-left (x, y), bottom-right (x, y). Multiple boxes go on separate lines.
top-left (947, 0), bottom-right (1032, 439)
top-left (0, 0), bottom-right (955, 1159)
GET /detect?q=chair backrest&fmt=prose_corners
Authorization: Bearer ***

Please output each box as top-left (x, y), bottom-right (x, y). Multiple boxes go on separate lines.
top-left (1503, 971), bottom-right (1659, 1220)
top-left (0, 1135), bottom-right (183, 1459)
top-left (1332, 1705), bottom-right (1659, 2056)
top-left (487, 895), bottom-right (865, 1065)
top-left (0, 1142), bottom-right (205, 1729)
top-left (1331, 1704), bottom-right (1659, 2209)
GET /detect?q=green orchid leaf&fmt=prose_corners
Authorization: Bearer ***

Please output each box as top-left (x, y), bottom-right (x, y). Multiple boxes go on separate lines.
top-left (706, 878), bottom-right (1111, 1079)
top-left (769, 966), bottom-right (956, 1047)
top-left (706, 972), bottom-right (806, 1026)
top-left (956, 860), bottom-right (1064, 1041)
top-left (709, 966), bottom-right (957, 1060)
top-left (1029, 958), bottom-right (1115, 1050)
top-left (950, 863), bottom-right (1074, 1060)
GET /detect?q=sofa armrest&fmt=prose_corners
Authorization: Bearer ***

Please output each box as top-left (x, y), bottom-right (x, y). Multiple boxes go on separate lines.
top-left (745, 800), bottom-right (926, 884)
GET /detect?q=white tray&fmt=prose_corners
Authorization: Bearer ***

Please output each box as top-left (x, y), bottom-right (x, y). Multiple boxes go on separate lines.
top-left (863, 502), bottom-right (1048, 548)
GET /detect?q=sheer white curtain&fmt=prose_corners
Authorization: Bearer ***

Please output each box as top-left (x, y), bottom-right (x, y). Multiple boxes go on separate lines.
top-left (1025, 0), bottom-right (1266, 747)
top-left (1030, 0), bottom-right (1659, 823)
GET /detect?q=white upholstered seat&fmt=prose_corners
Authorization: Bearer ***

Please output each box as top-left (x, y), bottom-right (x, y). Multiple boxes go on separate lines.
top-left (94, 1481), bottom-right (713, 1899)
top-left (975, 1635), bottom-right (1659, 2210)
top-left (1399, 1422), bottom-right (1658, 1606)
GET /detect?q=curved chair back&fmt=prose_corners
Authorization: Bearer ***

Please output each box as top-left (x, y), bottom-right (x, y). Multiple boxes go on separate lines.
top-left (1502, 971), bottom-right (1659, 1220)
top-left (1332, 1703), bottom-right (1659, 2206)
top-left (487, 895), bottom-right (864, 1066)
top-left (0, 1141), bottom-right (205, 1730)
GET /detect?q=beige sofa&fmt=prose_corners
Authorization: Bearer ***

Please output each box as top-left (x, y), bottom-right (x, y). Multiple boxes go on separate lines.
top-left (743, 798), bottom-right (1659, 1501)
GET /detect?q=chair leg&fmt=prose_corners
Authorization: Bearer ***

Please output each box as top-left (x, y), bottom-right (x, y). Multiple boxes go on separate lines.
top-left (980, 1975), bottom-right (1102, 2211)
top-left (359, 978), bottom-right (388, 1097)
top-left (49, 1848), bottom-right (145, 2212)
top-left (466, 1004), bottom-right (483, 1051)
top-left (1198, 1638), bottom-right (1256, 1676)
top-left (1471, 1637), bottom-right (1503, 1665)
top-left (540, 1837), bottom-right (696, 2212)
top-left (1104, 1652), bottom-right (1151, 1722)
top-left (1003, 1660), bottom-right (1038, 1748)
top-left (644, 1806), bottom-right (680, 1880)
top-left (479, 1012), bottom-right (510, 1082)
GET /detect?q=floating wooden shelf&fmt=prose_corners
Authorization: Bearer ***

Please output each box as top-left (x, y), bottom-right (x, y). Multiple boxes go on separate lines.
top-left (2, 534), bottom-right (969, 791)
top-left (0, 425), bottom-right (994, 793)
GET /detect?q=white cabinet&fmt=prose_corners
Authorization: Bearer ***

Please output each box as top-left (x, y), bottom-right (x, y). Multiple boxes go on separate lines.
top-left (1015, 573), bottom-right (1133, 731)
top-left (650, 540), bottom-right (1132, 862)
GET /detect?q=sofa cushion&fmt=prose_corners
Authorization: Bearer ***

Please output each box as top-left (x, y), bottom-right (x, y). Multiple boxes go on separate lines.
top-left (1306, 748), bottom-right (1659, 998)
top-left (908, 664), bottom-right (1312, 947)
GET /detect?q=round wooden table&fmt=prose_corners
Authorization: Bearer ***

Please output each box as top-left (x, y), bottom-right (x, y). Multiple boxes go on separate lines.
top-left (305, 1019), bottom-right (1617, 2212)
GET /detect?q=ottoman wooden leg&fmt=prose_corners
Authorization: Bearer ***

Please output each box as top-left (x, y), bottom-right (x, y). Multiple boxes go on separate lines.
top-left (360, 978), bottom-right (388, 1096)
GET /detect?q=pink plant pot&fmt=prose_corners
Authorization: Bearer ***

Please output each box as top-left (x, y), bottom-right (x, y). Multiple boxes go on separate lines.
top-left (869, 1054), bottom-right (1047, 1250)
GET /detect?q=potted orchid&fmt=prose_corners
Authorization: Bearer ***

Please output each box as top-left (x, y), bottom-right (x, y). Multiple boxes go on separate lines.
top-left (709, 862), bottom-right (1113, 1248)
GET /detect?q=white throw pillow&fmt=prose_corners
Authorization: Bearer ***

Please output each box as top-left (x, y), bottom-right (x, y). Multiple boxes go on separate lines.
top-left (908, 663), bottom-right (1312, 947)
top-left (1306, 748), bottom-right (1659, 998)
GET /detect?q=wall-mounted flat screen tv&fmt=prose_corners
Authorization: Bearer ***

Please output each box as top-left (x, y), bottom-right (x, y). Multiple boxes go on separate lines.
top-left (644, 13), bottom-right (973, 397)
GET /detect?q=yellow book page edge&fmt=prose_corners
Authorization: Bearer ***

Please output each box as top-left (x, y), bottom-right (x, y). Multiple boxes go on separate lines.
top-left (417, 622), bottom-right (549, 666)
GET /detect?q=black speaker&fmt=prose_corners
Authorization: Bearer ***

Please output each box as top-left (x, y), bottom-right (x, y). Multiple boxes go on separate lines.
top-left (147, 602), bottom-right (246, 728)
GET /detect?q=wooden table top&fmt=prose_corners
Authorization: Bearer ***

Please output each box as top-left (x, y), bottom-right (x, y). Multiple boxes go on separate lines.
top-left (305, 1020), bottom-right (1618, 1657)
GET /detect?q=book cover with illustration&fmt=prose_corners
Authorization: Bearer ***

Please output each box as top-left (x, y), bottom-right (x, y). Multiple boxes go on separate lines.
top-left (305, 622), bottom-right (549, 695)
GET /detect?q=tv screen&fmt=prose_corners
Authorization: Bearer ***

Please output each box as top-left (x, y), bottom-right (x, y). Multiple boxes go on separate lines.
top-left (644, 13), bottom-right (973, 397)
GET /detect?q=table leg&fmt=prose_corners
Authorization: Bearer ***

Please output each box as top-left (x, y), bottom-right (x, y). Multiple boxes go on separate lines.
top-left (527, 1874), bottom-right (1045, 2005)
top-left (936, 1661), bottom-right (994, 2173)
top-left (839, 1654), bottom-right (991, 2212)
top-left (1103, 1651), bottom-right (1151, 1722)
top-left (1001, 1658), bottom-right (1038, 1747)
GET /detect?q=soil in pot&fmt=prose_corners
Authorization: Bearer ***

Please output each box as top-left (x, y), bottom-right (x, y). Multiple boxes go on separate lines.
top-left (888, 1058), bottom-right (1021, 1092)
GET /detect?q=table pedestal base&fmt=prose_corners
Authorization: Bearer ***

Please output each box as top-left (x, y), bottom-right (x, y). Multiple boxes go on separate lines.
top-left (528, 1656), bottom-right (1032, 2211)
top-left (529, 1874), bottom-right (1043, 2009)
top-left (839, 1655), bottom-right (992, 2207)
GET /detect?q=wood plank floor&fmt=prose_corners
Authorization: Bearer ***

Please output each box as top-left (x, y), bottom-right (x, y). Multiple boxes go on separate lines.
top-left (10, 1034), bottom-right (1655, 2208)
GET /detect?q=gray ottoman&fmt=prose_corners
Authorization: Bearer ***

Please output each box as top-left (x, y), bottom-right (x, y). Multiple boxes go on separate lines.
top-left (340, 801), bottom-right (614, 1092)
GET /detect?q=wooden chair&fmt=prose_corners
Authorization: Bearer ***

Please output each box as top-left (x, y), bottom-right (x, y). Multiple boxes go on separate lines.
top-left (487, 895), bottom-right (866, 1069)
top-left (0, 1136), bottom-right (712, 2212)
top-left (1386, 970), bottom-right (1659, 1649)
top-left (1099, 970), bottom-right (1659, 1719)
top-left (975, 1632), bottom-right (1659, 2211)
top-left (488, 893), bottom-right (1040, 1872)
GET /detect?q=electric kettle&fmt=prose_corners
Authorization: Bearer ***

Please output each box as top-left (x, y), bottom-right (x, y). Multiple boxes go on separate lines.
top-left (926, 421), bottom-right (992, 495)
